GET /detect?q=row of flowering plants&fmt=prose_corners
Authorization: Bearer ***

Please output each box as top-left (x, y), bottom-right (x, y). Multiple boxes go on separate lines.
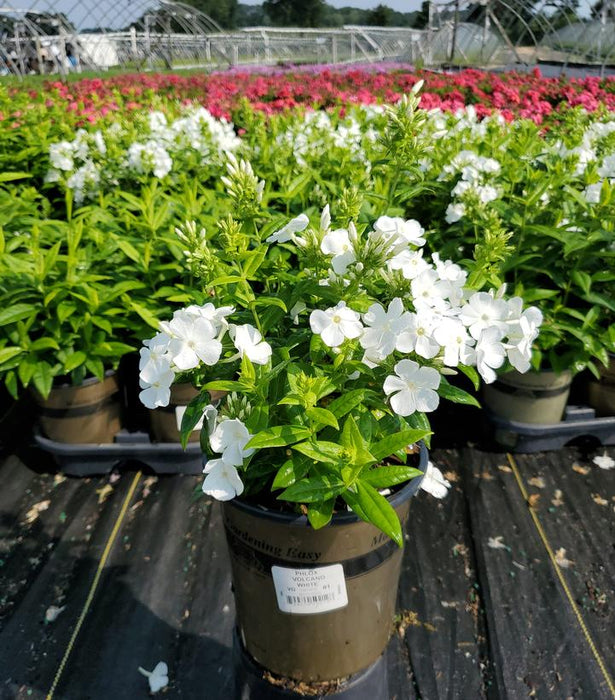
top-left (0, 67), bottom-right (614, 409)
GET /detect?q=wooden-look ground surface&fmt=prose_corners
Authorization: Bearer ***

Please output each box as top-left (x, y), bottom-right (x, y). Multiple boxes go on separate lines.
top-left (0, 403), bottom-right (614, 699)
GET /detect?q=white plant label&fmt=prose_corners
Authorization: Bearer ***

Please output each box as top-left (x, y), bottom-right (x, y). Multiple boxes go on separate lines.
top-left (175, 405), bottom-right (203, 432)
top-left (271, 564), bottom-right (348, 614)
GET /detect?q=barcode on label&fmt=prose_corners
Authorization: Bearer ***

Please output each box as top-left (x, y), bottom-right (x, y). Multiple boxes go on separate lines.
top-left (271, 564), bottom-right (348, 615)
top-left (286, 593), bottom-right (336, 605)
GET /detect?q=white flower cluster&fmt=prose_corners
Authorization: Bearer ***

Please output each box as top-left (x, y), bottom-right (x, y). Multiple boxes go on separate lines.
top-left (310, 290), bottom-right (541, 417)
top-left (138, 303), bottom-right (272, 409)
top-left (439, 150), bottom-right (502, 223)
top-left (274, 108), bottom-right (382, 173)
top-left (45, 106), bottom-right (241, 202)
top-left (46, 128), bottom-right (107, 203)
top-left (268, 208), bottom-right (542, 413)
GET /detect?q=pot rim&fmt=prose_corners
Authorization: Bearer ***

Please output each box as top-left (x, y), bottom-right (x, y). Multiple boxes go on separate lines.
top-left (225, 442), bottom-right (428, 526)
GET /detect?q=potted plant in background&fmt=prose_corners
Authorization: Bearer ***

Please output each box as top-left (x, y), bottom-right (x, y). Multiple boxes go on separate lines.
top-left (140, 159), bottom-right (540, 692)
top-left (0, 210), bottom-right (142, 443)
top-left (406, 107), bottom-right (615, 425)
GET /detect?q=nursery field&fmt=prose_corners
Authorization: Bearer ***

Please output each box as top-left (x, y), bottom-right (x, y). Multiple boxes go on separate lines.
top-left (0, 63), bottom-right (615, 698)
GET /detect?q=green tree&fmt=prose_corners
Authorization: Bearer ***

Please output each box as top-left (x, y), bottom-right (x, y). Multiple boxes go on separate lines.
top-left (183, 0), bottom-right (238, 29)
top-left (367, 4), bottom-right (394, 26)
top-left (263, 0), bottom-right (326, 27)
top-left (412, 1), bottom-right (430, 28)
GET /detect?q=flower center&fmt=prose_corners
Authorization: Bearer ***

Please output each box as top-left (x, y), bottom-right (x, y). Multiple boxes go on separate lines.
top-left (332, 314), bottom-right (342, 324)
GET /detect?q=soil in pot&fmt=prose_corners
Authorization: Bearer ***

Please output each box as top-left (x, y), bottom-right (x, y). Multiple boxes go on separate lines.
top-left (482, 369), bottom-right (572, 424)
top-left (222, 444), bottom-right (427, 685)
top-left (34, 372), bottom-right (122, 444)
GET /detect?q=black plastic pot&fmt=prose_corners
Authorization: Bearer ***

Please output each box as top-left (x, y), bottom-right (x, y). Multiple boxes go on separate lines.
top-left (232, 627), bottom-right (389, 699)
top-left (222, 443), bottom-right (427, 686)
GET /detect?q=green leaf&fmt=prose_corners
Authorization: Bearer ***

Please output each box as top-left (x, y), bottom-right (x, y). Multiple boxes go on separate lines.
top-left (327, 390), bottom-right (366, 419)
top-left (345, 482), bottom-right (403, 546)
top-left (0, 304), bottom-right (37, 326)
top-left (203, 380), bottom-right (244, 392)
top-left (278, 475), bottom-right (346, 503)
top-left (242, 249), bottom-right (267, 278)
top-left (0, 172), bottom-right (31, 182)
top-left (371, 429), bottom-right (430, 463)
top-left (29, 338), bottom-right (60, 352)
top-left (307, 499), bottom-right (335, 529)
top-left (272, 456), bottom-right (311, 489)
top-left (180, 391), bottom-right (211, 449)
top-left (457, 364), bottom-right (481, 391)
top-left (31, 361), bottom-right (54, 399)
top-left (64, 351), bottom-right (87, 373)
top-left (246, 425), bottom-right (312, 449)
top-left (305, 407), bottom-right (339, 429)
top-left (251, 296), bottom-right (288, 312)
top-left (362, 465), bottom-right (423, 489)
top-left (0, 346), bottom-right (24, 366)
top-left (438, 379), bottom-right (481, 408)
top-left (292, 440), bottom-right (345, 464)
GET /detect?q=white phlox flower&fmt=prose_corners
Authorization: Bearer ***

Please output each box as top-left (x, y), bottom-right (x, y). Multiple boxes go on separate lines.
top-left (395, 310), bottom-right (441, 359)
top-left (49, 141), bottom-right (75, 171)
top-left (138, 662), bottom-right (169, 694)
top-left (230, 324), bottom-right (272, 365)
top-left (182, 303), bottom-right (235, 332)
top-left (475, 327), bottom-right (507, 384)
top-left (321, 228), bottom-right (356, 275)
top-left (459, 292), bottom-right (509, 340)
top-left (420, 461), bottom-right (452, 499)
top-left (138, 357), bottom-right (175, 409)
top-left (432, 318), bottom-right (476, 367)
top-left (202, 458), bottom-right (245, 501)
top-left (360, 298), bottom-right (413, 360)
top-left (432, 253), bottom-right (467, 304)
top-left (410, 269), bottom-right (450, 313)
top-left (445, 203), bottom-right (465, 223)
top-left (162, 313), bottom-right (222, 370)
top-left (505, 305), bottom-right (543, 373)
top-left (310, 302), bottom-right (363, 348)
top-left (266, 213), bottom-right (309, 244)
top-left (374, 216), bottom-right (426, 248)
top-left (383, 359), bottom-right (441, 416)
top-left (387, 248), bottom-right (429, 280)
top-left (210, 418), bottom-right (255, 466)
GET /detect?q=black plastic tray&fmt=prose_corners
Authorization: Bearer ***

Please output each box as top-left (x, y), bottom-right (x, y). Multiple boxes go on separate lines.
top-left (486, 405), bottom-right (615, 453)
top-left (33, 429), bottom-right (204, 476)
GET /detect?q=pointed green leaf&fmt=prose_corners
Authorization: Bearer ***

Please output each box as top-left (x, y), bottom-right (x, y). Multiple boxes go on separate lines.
top-left (327, 389), bottom-right (366, 419)
top-left (438, 379), bottom-right (481, 408)
top-left (292, 440), bottom-right (345, 465)
top-left (278, 475), bottom-right (345, 503)
top-left (344, 482), bottom-right (403, 546)
top-left (361, 465), bottom-right (423, 489)
top-left (0, 304), bottom-right (37, 326)
top-left (180, 391), bottom-right (211, 449)
top-left (0, 346), bottom-right (24, 366)
top-left (272, 456), bottom-right (311, 489)
top-left (307, 499), bottom-right (335, 529)
top-left (305, 407), bottom-right (339, 429)
top-left (371, 429), bottom-right (430, 463)
top-left (246, 425), bottom-right (312, 449)
top-left (63, 351), bottom-right (87, 373)
top-left (31, 361), bottom-right (54, 399)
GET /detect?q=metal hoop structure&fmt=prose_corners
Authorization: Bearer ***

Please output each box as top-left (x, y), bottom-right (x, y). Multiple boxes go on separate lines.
top-left (0, 0), bottom-right (613, 77)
